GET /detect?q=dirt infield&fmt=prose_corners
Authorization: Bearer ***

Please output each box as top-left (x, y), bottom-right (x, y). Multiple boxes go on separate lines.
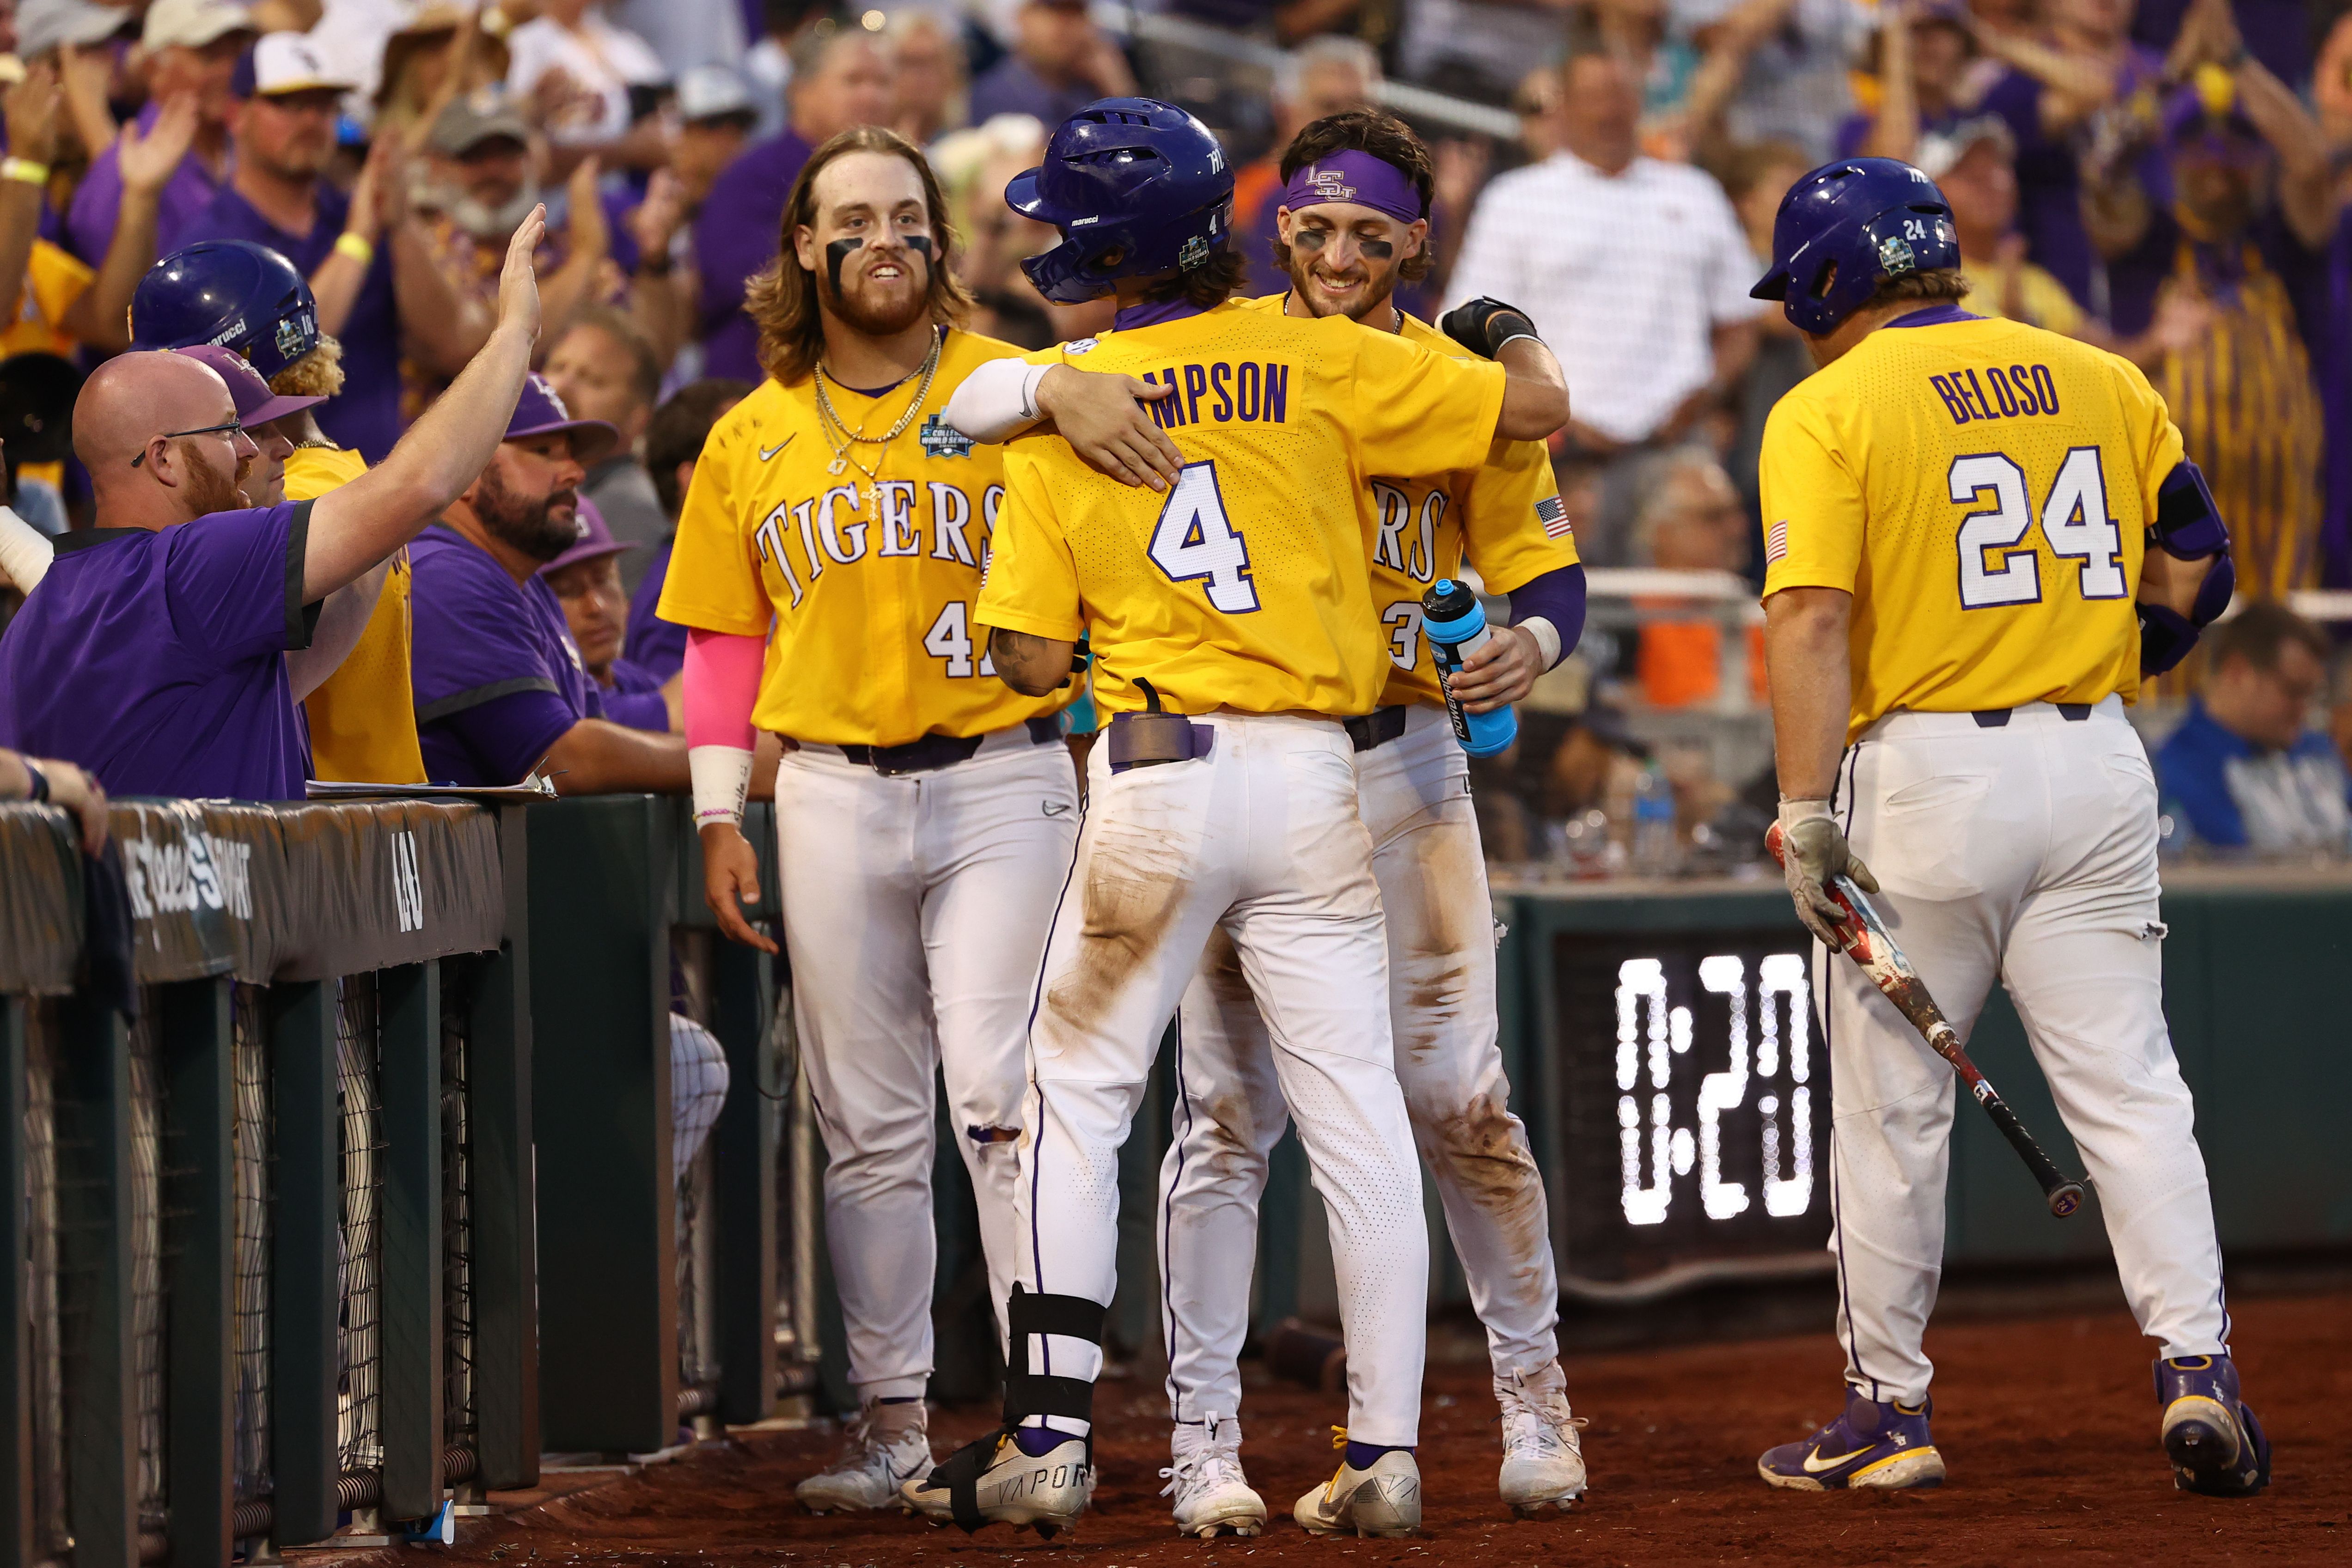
top-left (415, 1291), bottom-right (2347, 1566)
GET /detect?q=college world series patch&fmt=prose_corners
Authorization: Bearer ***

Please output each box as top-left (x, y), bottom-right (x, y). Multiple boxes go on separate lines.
top-left (919, 412), bottom-right (975, 459)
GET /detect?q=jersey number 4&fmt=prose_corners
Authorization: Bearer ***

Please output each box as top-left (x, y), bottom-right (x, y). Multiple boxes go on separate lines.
top-left (1149, 462), bottom-right (1259, 612)
top-left (1950, 447), bottom-right (2127, 610)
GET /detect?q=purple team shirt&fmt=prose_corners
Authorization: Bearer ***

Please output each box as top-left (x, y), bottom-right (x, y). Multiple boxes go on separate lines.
top-left (599, 659), bottom-right (671, 732)
top-left (0, 503), bottom-right (318, 800)
top-left (623, 535), bottom-right (686, 679)
top-left (693, 130), bottom-right (811, 382)
top-left (177, 181), bottom-right (405, 462)
top-left (409, 525), bottom-right (599, 785)
top-left (64, 101), bottom-right (222, 266)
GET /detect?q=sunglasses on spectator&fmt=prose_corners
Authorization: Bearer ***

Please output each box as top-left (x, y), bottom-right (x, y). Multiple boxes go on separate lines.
top-left (131, 420), bottom-right (246, 467)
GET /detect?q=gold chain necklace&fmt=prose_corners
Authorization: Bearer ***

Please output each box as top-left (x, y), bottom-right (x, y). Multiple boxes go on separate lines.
top-left (812, 331), bottom-right (943, 509)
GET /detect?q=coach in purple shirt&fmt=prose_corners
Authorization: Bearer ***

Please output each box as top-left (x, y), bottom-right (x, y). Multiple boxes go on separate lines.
top-left (64, 0), bottom-right (252, 266)
top-left (409, 377), bottom-right (693, 790)
top-left (176, 35), bottom-right (488, 461)
top-left (0, 213), bottom-right (553, 800)
top-left (693, 24), bottom-right (892, 381)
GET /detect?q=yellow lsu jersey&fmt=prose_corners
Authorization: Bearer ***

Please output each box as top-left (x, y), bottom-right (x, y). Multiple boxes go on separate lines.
top-left (657, 328), bottom-right (1071, 746)
top-left (287, 446), bottom-right (430, 784)
top-left (977, 301), bottom-right (1507, 719)
top-left (1760, 314), bottom-right (2186, 743)
top-left (1234, 293), bottom-right (1576, 708)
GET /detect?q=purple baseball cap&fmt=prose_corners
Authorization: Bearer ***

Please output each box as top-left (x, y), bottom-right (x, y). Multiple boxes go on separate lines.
top-left (172, 344), bottom-right (326, 427)
top-left (507, 373), bottom-right (620, 465)
top-left (536, 496), bottom-right (636, 578)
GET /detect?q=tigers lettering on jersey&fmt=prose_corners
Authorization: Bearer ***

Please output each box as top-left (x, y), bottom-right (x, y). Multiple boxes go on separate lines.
top-left (657, 328), bottom-right (1069, 747)
top-left (1759, 313), bottom-right (2187, 742)
top-left (1141, 361), bottom-right (1290, 427)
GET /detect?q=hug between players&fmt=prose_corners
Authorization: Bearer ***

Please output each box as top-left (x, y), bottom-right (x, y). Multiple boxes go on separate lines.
top-left (0, 20), bottom-right (2285, 1549)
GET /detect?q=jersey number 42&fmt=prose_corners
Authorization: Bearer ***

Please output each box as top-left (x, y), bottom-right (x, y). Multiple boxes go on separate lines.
top-left (1950, 447), bottom-right (2127, 610)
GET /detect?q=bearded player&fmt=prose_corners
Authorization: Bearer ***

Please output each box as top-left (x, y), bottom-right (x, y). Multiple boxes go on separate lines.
top-left (1751, 159), bottom-right (2265, 1497)
top-left (664, 127), bottom-right (1088, 1514)
top-left (942, 109), bottom-right (1594, 1531)
top-left (898, 98), bottom-right (1570, 1540)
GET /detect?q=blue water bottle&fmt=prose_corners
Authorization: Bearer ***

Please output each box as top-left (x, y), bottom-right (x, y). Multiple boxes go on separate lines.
top-left (1422, 579), bottom-right (1519, 757)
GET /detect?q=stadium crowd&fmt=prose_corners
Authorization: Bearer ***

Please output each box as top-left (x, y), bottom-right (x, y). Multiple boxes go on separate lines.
top-left (0, 0), bottom-right (2347, 859)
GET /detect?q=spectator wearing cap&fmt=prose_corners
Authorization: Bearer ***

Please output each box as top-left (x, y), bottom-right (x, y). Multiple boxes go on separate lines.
top-left (177, 33), bottom-right (490, 461)
top-left (2155, 602), bottom-right (2352, 854)
top-left (0, 230), bottom-right (546, 800)
top-left (623, 376), bottom-right (751, 681)
top-left (967, 0), bottom-right (1133, 129)
top-left (1447, 43), bottom-right (1764, 566)
top-left (670, 66), bottom-right (759, 212)
top-left (539, 497), bottom-right (677, 732)
top-left (543, 305), bottom-right (668, 578)
top-left (2103, 60), bottom-right (2337, 598)
top-left (408, 374), bottom-right (695, 790)
top-left (63, 0), bottom-right (256, 268)
top-left (693, 18), bottom-right (892, 382)
top-left (505, 0), bottom-right (669, 157)
top-left (373, 5), bottom-right (513, 148)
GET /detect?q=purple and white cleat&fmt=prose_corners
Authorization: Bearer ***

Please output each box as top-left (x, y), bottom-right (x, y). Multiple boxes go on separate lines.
top-left (1758, 1389), bottom-right (1944, 1492)
top-left (2156, 1354), bottom-right (2270, 1497)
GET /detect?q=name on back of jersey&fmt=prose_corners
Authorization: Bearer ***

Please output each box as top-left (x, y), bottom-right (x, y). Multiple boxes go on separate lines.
top-left (749, 479), bottom-right (1004, 610)
top-left (1929, 363), bottom-right (2062, 426)
top-left (1140, 360), bottom-right (1293, 429)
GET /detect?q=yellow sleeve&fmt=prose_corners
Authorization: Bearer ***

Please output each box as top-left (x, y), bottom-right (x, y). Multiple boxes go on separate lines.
top-left (656, 416), bottom-right (770, 636)
top-left (1459, 436), bottom-right (1576, 593)
top-left (1758, 396), bottom-right (1866, 597)
top-left (1346, 327), bottom-right (1509, 481)
top-left (27, 242), bottom-right (93, 331)
top-left (975, 441), bottom-right (1085, 641)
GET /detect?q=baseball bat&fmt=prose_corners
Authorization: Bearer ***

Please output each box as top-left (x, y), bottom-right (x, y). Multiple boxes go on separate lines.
top-left (1765, 822), bottom-right (2087, 1219)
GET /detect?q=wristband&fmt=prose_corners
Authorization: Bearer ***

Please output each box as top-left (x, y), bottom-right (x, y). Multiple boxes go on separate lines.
top-left (335, 232), bottom-right (376, 266)
top-left (1018, 360), bottom-right (1052, 423)
top-left (689, 744), bottom-right (755, 830)
top-left (20, 757), bottom-right (50, 803)
top-left (1491, 332), bottom-right (1541, 355)
top-left (2, 158), bottom-right (49, 187)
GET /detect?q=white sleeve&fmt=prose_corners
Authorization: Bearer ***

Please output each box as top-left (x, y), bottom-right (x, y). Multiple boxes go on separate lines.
top-left (942, 356), bottom-right (1052, 445)
top-left (0, 507), bottom-right (55, 593)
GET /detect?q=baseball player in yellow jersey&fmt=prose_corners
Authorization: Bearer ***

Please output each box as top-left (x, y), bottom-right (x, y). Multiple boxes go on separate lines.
top-left (1749, 159), bottom-right (2267, 1500)
top-left (940, 109), bottom-right (1594, 1532)
top-left (661, 128), bottom-right (1079, 1513)
top-left (900, 98), bottom-right (1569, 1540)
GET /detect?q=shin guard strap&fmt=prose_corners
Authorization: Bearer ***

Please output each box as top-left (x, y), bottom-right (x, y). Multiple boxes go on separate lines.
top-left (1003, 1285), bottom-right (1107, 1427)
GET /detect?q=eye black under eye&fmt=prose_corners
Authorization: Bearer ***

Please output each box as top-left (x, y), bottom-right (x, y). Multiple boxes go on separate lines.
top-left (1360, 238), bottom-right (1393, 259)
top-left (1293, 229), bottom-right (1328, 250)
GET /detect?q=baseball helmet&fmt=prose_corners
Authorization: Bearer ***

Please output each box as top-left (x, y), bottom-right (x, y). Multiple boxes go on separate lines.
top-left (1750, 158), bottom-right (1960, 336)
top-left (131, 239), bottom-right (322, 380)
top-left (1008, 98), bottom-right (1234, 305)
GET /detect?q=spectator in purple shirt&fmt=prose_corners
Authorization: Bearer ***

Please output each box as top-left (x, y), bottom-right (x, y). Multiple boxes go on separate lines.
top-left (966, 0), bottom-right (1136, 130)
top-left (539, 498), bottom-right (677, 733)
top-left (693, 20), bottom-right (892, 382)
top-left (177, 34), bottom-right (489, 461)
top-left (623, 375), bottom-right (751, 681)
top-left (409, 374), bottom-right (695, 790)
top-left (64, 0), bottom-right (256, 267)
top-left (0, 213), bottom-right (550, 800)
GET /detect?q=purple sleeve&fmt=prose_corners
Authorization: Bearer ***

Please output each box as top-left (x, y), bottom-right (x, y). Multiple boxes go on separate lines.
top-left (161, 501), bottom-right (317, 660)
top-left (430, 689), bottom-right (580, 784)
top-left (65, 147), bottom-right (124, 265)
top-left (600, 686), bottom-right (671, 732)
top-left (410, 537), bottom-right (587, 774)
top-left (1508, 563), bottom-right (1586, 669)
top-left (624, 538), bottom-right (688, 678)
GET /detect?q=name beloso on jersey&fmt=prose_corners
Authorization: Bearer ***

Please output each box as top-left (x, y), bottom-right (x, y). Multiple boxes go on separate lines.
top-left (655, 329), bottom-right (1070, 748)
top-left (1758, 315), bottom-right (2186, 742)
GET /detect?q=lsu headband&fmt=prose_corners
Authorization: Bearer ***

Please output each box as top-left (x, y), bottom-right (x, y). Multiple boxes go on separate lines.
top-left (1279, 149), bottom-right (1426, 227)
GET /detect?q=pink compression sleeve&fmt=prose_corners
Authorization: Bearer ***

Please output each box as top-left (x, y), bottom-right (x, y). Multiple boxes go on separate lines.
top-left (684, 628), bottom-right (764, 749)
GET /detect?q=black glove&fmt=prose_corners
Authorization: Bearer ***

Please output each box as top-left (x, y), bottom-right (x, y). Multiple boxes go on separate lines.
top-left (1439, 297), bottom-right (1540, 360)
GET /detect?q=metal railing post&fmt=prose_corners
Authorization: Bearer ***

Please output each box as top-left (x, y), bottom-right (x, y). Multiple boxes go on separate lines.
top-left (57, 990), bottom-right (138, 1568)
top-left (161, 977), bottom-right (237, 1568)
top-left (468, 805), bottom-right (540, 1488)
top-left (267, 980), bottom-right (340, 1546)
top-left (378, 961), bottom-right (445, 1520)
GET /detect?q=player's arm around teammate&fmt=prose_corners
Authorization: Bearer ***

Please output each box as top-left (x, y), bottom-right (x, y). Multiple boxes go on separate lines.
top-left (663, 128), bottom-right (1081, 1515)
top-left (1748, 157), bottom-right (2263, 1501)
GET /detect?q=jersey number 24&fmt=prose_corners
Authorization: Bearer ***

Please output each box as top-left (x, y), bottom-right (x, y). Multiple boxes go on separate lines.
top-left (1950, 447), bottom-right (2127, 610)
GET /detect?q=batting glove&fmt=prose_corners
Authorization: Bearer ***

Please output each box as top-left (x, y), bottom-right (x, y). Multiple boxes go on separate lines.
top-left (1778, 799), bottom-right (1877, 947)
top-left (1438, 297), bottom-right (1540, 360)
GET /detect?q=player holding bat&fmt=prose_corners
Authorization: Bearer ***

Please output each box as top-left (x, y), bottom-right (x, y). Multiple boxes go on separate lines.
top-left (1749, 158), bottom-right (2268, 1498)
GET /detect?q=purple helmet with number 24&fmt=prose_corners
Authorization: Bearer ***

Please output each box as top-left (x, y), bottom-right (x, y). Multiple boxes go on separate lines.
top-left (1750, 158), bottom-right (1961, 336)
top-left (1008, 98), bottom-right (1234, 305)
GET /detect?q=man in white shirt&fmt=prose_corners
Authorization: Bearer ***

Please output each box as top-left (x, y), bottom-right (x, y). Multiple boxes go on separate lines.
top-left (1446, 45), bottom-right (1766, 565)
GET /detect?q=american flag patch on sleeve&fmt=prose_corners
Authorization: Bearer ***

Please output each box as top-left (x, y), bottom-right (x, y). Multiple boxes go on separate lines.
top-left (1766, 519), bottom-right (1790, 563)
top-left (1536, 494), bottom-right (1573, 540)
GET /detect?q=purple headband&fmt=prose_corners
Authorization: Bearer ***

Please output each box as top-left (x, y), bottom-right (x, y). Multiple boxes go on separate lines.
top-left (1280, 149), bottom-right (1427, 227)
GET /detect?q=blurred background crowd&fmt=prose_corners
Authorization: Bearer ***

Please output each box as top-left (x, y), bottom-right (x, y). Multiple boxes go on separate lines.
top-left (0, 0), bottom-right (2347, 869)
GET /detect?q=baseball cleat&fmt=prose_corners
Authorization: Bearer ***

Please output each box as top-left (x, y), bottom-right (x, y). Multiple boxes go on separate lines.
top-left (795, 1406), bottom-right (935, 1513)
top-left (1495, 1361), bottom-right (1589, 1513)
top-left (1758, 1389), bottom-right (1944, 1492)
top-left (1161, 1414), bottom-right (1265, 1538)
top-left (2156, 1354), bottom-right (2271, 1498)
top-left (1294, 1445), bottom-right (1422, 1538)
top-left (900, 1429), bottom-right (1092, 1536)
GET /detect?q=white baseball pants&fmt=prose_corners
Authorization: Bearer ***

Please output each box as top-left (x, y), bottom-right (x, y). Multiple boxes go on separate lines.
top-left (1823, 697), bottom-right (2230, 1406)
top-left (773, 733), bottom-right (1079, 1400)
top-left (1159, 703), bottom-right (1558, 1425)
top-left (1015, 713), bottom-right (1431, 1446)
